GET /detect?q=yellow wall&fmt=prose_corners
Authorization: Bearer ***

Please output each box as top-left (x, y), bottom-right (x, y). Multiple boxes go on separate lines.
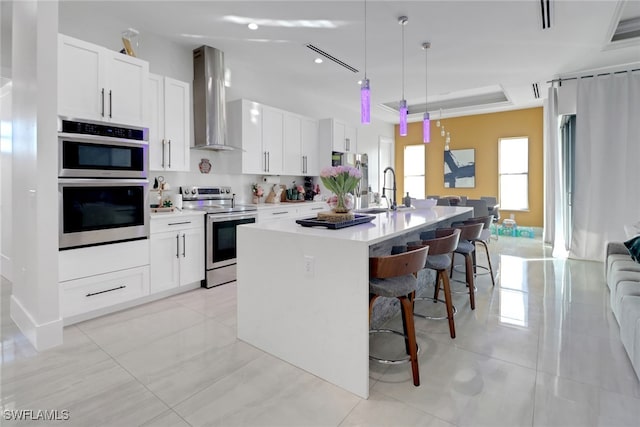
top-left (394, 107), bottom-right (543, 227)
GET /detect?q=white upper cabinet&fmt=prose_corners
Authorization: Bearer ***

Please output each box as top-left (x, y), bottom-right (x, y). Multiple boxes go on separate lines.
top-left (284, 114), bottom-right (319, 176)
top-left (261, 105), bottom-right (284, 174)
top-left (283, 114), bottom-right (302, 175)
top-left (319, 118), bottom-right (358, 153)
top-left (148, 74), bottom-right (190, 171)
top-left (58, 34), bottom-right (149, 128)
top-left (301, 118), bottom-right (320, 176)
top-left (226, 99), bottom-right (263, 174)
top-left (226, 99), bottom-right (318, 176)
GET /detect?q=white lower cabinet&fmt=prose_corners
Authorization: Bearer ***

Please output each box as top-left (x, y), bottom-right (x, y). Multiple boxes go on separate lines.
top-left (60, 266), bottom-right (149, 319)
top-left (150, 215), bottom-right (204, 293)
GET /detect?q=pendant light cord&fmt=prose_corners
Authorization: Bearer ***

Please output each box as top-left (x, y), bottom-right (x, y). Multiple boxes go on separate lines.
top-left (364, 0), bottom-right (367, 79)
top-left (425, 45), bottom-right (427, 112)
top-left (401, 20), bottom-right (405, 99)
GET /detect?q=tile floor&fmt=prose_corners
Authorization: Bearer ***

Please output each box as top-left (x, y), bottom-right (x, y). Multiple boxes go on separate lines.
top-left (2, 236), bottom-right (640, 426)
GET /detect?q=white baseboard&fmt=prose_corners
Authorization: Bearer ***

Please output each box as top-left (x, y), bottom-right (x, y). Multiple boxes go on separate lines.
top-left (10, 295), bottom-right (63, 350)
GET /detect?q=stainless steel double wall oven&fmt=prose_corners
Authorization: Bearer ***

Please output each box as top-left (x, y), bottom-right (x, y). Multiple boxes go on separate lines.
top-left (58, 118), bottom-right (149, 250)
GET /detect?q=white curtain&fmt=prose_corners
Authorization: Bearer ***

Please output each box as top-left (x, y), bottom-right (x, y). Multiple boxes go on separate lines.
top-left (543, 86), bottom-right (567, 257)
top-left (570, 71), bottom-right (640, 261)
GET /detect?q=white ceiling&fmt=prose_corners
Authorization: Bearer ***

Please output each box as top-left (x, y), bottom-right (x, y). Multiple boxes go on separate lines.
top-left (18, 1), bottom-right (640, 123)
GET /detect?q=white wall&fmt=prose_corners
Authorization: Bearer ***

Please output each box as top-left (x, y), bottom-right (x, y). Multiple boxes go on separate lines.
top-left (1, 83), bottom-right (12, 281)
top-left (10, 0), bottom-right (61, 350)
top-left (58, 6), bottom-right (394, 202)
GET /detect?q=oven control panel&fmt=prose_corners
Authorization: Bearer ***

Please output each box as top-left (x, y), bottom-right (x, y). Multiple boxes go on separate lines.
top-left (180, 186), bottom-right (232, 200)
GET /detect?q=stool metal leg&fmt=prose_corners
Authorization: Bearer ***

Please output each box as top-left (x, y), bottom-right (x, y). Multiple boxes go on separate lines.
top-left (475, 240), bottom-right (495, 286)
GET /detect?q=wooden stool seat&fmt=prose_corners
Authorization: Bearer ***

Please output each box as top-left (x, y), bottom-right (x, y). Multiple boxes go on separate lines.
top-left (408, 228), bottom-right (461, 339)
top-left (369, 246), bottom-right (429, 386)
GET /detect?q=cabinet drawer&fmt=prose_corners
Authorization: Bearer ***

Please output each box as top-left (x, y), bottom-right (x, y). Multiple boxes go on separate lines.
top-left (258, 208), bottom-right (294, 222)
top-left (150, 214), bottom-right (204, 233)
top-left (60, 266), bottom-right (150, 318)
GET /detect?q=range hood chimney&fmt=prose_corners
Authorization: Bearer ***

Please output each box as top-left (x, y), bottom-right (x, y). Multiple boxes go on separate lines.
top-left (192, 45), bottom-right (233, 151)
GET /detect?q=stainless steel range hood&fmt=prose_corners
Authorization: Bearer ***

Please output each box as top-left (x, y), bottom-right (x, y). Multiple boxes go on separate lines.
top-left (192, 45), bottom-right (234, 151)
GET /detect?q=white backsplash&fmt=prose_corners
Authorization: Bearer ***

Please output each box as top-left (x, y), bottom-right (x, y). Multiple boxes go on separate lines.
top-left (149, 151), bottom-right (315, 204)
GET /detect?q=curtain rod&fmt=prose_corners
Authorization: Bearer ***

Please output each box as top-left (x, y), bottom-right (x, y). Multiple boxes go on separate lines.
top-left (547, 68), bottom-right (640, 86)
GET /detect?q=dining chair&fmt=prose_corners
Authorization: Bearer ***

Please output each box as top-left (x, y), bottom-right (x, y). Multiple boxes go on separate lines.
top-left (480, 196), bottom-right (500, 239)
top-left (464, 199), bottom-right (488, 218)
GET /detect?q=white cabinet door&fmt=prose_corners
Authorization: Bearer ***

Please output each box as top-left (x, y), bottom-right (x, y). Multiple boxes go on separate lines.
top-left (179, 227), bottom-right (204, 286)
top-left (302, 118), bottom-right (319, 175)
top-left (150, 230), bottom-right (181, 293)
top-left (332, 120), bottom-right (346, 152)
top-left (105, 50), bottom-right (148, 127)
top-left (262, 106), bottom-right (284, 174)
top-left (149, 75), bottom-right (190, 171)
top-left (344, 125), bottom-right (357, 153)
top-left (163, 77), bottom-right (190, 171)
top-left (148, 74), bottom-right (165, 170)
top-left (227, 100), bottom-right (263, 174)
top-left (58, 35), bottom-right (105, 121)
top-left (283, 113), bottom-right (302, 175)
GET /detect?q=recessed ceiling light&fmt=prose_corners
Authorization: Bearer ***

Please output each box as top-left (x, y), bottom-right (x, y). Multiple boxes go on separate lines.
top-left (248, 23), bottom-right (258, 30)
top-left (314, 58), bottom-right (323, 64)
top-left (357, 80), bottom-right (362, 85)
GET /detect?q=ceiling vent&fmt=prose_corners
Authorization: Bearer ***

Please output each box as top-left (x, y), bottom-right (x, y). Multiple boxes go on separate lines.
top-left (305, 44), bottom-right (359, 73)
top-left (611, 16), bottom-right (640, 42)
top-left (532, 82), bottom-right (540, 99)
top-left (539, 0), bottom-right (552, 30)
top-left (381, 90), bottom-right (510, 115)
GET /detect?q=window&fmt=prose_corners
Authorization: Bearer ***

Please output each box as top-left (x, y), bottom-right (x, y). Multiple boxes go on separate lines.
top-left (403, 145), bottom-right (425, 198)
top-left (499, 137), bottom-right (529, 211)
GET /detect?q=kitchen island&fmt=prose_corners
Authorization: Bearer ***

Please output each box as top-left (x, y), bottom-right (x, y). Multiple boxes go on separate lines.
top-left (236, 206), bottom-right (472, 398)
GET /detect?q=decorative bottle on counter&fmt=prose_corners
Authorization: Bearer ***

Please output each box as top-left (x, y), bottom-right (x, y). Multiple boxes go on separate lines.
top-left (403, 192), bottom-right (411, 207)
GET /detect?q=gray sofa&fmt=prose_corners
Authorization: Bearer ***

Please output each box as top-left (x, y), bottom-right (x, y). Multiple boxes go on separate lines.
top-left (606, 241), bottom-right (640, 380)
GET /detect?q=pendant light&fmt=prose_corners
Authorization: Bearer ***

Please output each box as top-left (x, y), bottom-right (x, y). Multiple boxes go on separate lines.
top-left (422, 42), bottom-right (431, 143)
top-left (361, 0), bottom-right (370, 124)
top-left (398, 16), bottom-right (408, 136)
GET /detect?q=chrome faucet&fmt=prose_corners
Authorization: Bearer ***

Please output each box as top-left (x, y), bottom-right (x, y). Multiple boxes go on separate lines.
top-left (381, 167), bottom-right (397, 211)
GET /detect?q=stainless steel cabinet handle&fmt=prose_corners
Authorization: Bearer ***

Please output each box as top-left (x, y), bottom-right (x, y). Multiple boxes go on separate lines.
top-left (264, 152), bottom-right (268, 172)
top-left (161, 139), bottom-right (166, 168)
top-left (168, 140), bottom-right (172, 168)
top-left (272, 211), bottom-right (288, 215)
top-left (86, 285), bottom-right (126, 297)
top-left (109, 90), bottom-right (112, 118)
top-left (176, 233), bottom-right (180, 258)
top-left (311, 207), bottom-right (323, 210)
top-left (267, 151), bottom-right (270, 172)
top-left (101, 88), bottom-right (105, 117)
top-left (168, 221), bottom-right (191, 226)
top-left (346, 138), bottom-right (350, 152)
top-left (182, 234), bottom-right (186, 258)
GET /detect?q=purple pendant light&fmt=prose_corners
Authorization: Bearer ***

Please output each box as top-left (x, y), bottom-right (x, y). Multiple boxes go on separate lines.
top-left (361, 0), bottom-right (370, 124)
top-left (398, 16), bottom-right (408, 136)
top-left (422, 42), bottom-right (431, 143)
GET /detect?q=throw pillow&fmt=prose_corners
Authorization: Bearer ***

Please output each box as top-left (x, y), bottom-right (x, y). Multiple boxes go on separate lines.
top-left (624, 236), bottom-right (640, 263)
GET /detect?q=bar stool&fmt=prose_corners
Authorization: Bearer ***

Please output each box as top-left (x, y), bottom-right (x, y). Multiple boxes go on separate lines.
top-left (463, 215), bottom-right (496, 287)
top-left (447, 222), bottom-right (484, 310)
top-left (407, 228), bottom-right (461, 339)
top-left (369, 246), bottom-right (429, 386)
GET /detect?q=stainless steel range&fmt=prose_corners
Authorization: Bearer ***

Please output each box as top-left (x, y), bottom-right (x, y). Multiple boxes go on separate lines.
top-left (180, 186), bottom-right (257, 288)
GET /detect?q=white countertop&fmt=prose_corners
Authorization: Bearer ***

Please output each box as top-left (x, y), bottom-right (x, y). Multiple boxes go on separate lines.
top-left (241, 206), bottom-right (472, 245)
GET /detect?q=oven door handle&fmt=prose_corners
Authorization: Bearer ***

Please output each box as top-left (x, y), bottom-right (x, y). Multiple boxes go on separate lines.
top-left (207, 213), bottom-right (257, 223)
top-left (58, 178), bottom-right (149, 186)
